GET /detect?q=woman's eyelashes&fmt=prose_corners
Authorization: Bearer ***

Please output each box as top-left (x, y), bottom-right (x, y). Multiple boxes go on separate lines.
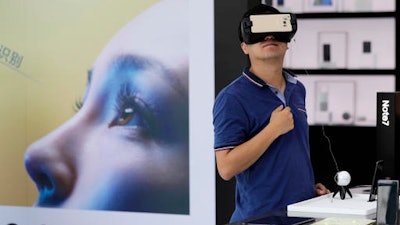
top-left (73, 70), bottom-right (92, 113)
top-left (74, 98), bottom-right (83, 112)
top-left (72, 80), bottom-right (158, 138)
top-left (109, 84), bottom-right (156, 136)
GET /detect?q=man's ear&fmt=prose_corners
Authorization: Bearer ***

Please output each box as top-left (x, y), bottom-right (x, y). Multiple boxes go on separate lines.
top-left (240, 42), bottom-right (249, 55)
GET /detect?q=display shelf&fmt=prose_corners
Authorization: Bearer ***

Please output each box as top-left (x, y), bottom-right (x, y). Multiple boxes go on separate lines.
top-left (281, 7), bottom-right (397, 127)
top-left (296, 12), bottom-right (396, 19)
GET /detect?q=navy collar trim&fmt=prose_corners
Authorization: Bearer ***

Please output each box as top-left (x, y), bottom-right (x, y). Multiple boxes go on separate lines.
top-left (242, 67), bottom-right (297, 88)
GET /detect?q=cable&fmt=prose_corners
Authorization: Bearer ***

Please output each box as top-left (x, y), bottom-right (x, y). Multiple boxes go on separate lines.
top-left (301, 67), bottom-right (341, 173)
top-left (321, 125), bottom-right (340, 173)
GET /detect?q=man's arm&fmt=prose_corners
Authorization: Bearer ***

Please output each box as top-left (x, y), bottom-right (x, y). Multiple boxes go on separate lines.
top-left (216, 105), bottom-right (294, 180)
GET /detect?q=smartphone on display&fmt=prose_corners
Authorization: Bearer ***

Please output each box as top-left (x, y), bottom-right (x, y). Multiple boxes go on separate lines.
top-left (369, 160), bottom-right (384, 202)
top-left (376, 179), bottom-right (399, 225)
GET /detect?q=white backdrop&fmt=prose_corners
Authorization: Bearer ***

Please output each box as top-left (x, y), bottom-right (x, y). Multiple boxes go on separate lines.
top-left (0, 0), bottom-right (215, 224)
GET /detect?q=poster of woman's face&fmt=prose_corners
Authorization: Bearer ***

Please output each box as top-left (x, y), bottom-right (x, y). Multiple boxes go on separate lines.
top-left (1, 0), bottom-right (191, 216)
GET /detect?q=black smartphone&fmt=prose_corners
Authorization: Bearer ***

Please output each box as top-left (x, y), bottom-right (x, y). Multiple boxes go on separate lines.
top-left (368, 160), bottom-right (384, 202)
top-left (376, 179), bottom-right (399, 225)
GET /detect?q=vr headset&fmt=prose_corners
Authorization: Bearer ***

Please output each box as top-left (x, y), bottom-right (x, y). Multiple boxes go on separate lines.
top-left (240, 13), bottom-right (297, 44)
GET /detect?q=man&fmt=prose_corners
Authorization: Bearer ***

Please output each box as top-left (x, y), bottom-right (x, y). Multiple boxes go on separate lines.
top-left (213, 4), bottom-right (330, 223)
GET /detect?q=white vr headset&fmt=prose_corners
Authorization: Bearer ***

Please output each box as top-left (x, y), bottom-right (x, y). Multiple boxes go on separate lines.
top-left (240, 13), bottom-right (297, 43)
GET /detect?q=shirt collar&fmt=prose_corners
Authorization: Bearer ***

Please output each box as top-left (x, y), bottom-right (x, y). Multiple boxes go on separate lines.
top-left (242, 67), bottom-right (297, 88)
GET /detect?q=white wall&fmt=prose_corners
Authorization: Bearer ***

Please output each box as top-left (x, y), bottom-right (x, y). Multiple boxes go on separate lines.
top-left (298, 75), bottom-right (395, 126)
top-left (285, 18), bottom-right (395, 70)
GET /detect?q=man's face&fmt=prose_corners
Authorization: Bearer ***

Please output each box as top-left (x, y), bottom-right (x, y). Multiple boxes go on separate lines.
top-left (241, 35), bottom-right (288, 61)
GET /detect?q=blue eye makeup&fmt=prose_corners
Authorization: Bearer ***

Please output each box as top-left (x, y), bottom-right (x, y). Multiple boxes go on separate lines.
top-left (109, 83), bottom-right (156, 138)
top-left (74, 54), bottom-right (186, 142)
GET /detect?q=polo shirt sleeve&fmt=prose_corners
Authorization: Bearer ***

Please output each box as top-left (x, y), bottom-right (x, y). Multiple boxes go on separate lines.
top-left (213, 92), bottom-right (249, 150)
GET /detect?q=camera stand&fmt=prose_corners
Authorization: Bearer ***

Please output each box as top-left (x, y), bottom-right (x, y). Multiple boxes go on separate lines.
top-left (333, 171), bottom-right (353, 200)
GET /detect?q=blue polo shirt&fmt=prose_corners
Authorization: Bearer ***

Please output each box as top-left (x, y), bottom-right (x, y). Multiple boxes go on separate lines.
top-left (213, 67), bottom-right (316, 223)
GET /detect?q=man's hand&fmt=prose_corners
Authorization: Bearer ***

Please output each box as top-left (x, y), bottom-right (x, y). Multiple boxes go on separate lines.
top-left (269, 105), bottom-right (294, 136)
top-left (315, 183), bottom-right (330, 196)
